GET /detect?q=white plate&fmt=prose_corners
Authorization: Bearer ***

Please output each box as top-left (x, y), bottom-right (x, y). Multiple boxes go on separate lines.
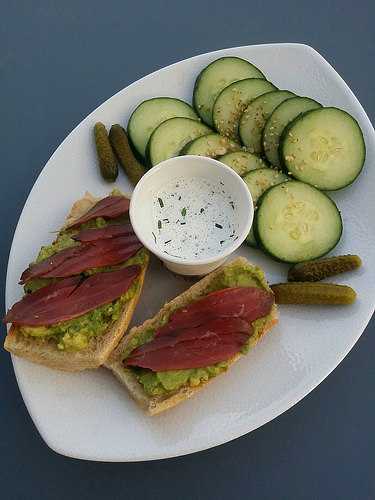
top-left (6, 43), bottom-right (375, 462)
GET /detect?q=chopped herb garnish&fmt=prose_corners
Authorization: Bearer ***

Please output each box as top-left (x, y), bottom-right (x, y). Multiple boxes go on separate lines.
top-left (158, 198), bottom-right (164, 208)
top-left (215, 223), bottom-right (223, 229)
top-left (152, 232), bottom-right (157, 244)
top-left (181, 207), bottom-right (187, 217)
top-left (158, 220), bottom-right (162, 229)
top-left (163, 251), bottom-right (182, 258)
top-left (164, 240), bottom-right (172, 244)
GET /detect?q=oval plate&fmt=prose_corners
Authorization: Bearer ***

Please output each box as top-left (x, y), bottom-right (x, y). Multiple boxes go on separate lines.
top-left (5, 43), bottom-right (375, 461)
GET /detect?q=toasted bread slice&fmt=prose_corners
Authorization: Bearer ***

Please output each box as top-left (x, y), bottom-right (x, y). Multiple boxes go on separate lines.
top-left (106, 257), bottom-right (278, 415)
top-left (4, 192), bottom-right (149, 371)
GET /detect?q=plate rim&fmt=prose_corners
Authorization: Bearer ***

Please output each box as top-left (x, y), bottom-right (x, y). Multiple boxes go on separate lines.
top-left (6, 42), bottom-right (375, 462)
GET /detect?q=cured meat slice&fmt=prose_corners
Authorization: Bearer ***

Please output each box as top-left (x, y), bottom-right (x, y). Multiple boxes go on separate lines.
top-left (67, 195), bottom-right (130, 228)
top-left (5, 265), bottom-right (140, 326)
top-left (129, 318), bottom-right (251, 356)
top-left (72, 223), bottom-right (135, 242)
top-left (4, 277), bottom-right (81, 323)
top-left (20, 245), bottom-right (83, 284)
top-left (156, 287), bottom-right (274, 336)
top-left (20, 235), bottom-right (142, 283)
top-left (42, 239), bottom-right (142, 278)
top-left (126, 333), bottom-right (249, 371)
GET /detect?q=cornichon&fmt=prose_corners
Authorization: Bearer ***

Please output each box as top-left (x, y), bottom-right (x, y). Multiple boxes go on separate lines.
top-left (288, 255), bottom-right (362, 282)
top-left (109, 125), bottom-right (146, 185)
top-left (271, 282), bottom-right (356, 305)
top-left (94, 122), bottom-right (118, 182)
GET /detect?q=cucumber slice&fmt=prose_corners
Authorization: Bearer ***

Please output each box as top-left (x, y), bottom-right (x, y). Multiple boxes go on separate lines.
top-left (239, 90), bottom-right (294, 154)
top-left (146, 117), bottom-right (211, 166)
top-left (280, 107), bottom-right (365, 190)
top-left (128, 98), bottom-right (199, 158)
top-left (213, 79), bottom-right (277, 141)
top-left (181, 133), bottom-right (241, 157)
top-left (193, 57), bottom-right (265, 127)
top-left (219, 151), bottom-right (268, 177)
top-left (243, 168), bottom-right (289, 247)
top-left (254, 181), bottom-right (342, 263)
top-left (244, 169), bottom-right (290, 207)
top-left (263, 97), bottom-right (321, 168)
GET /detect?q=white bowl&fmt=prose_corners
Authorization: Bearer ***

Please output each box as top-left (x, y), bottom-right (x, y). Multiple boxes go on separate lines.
top-left (130, 155), bottom-right (253, 275)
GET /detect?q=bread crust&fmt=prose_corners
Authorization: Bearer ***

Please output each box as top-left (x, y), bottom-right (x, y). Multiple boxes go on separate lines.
top-left (106, 257), bottom-right (278, 415)
top-left (4, 192), bottom-right (149, 371)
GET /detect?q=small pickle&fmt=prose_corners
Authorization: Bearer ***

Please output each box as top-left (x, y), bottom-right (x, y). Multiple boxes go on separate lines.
top-left (271, 282), bottom-right (357, 305)
top-left (109, 125), bottom-right (146, 185)
top-left (288, 255), bottom-right (362, 282)
top-left (94, 122), bottom-right (118, 182)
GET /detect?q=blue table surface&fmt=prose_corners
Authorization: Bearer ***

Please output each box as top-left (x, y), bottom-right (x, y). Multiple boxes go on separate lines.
top-left (1, 1), bottom-right (374, 498)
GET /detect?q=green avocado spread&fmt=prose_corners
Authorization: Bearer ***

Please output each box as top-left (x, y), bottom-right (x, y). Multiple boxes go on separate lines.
top-left (19, 213), bottom-right (148, 352)
top-left (125, 262), bottom-right (272, 397)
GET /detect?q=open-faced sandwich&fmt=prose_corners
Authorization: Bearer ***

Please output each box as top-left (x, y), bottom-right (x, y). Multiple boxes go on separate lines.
top-left (4, 191), bottom-right (149, 371)
top-left (106, 257), bottom-right (277, 415)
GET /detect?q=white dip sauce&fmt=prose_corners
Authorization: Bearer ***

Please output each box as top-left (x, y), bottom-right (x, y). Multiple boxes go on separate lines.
top-left (152, 176), bottom-right (239, 260)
